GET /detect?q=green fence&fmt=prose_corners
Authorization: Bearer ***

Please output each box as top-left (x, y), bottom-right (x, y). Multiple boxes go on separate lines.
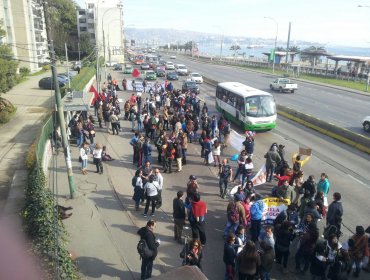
top-left (35, 115), bottom-right (54, 164)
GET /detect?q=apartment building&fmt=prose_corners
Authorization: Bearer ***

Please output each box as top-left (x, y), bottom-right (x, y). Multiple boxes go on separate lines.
top-left (0, 0), bottom-right (48, 72)
top-left (77, 0), bottom-right (124, 63)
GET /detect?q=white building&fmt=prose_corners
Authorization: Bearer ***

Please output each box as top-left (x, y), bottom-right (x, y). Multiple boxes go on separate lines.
top-left (77, 0), bottom-right (125, 63)
top-left (0, 0), bottom-right (48, 72)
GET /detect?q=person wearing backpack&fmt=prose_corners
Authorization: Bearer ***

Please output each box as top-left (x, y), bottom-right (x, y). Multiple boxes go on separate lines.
top-left (137, 220), bottom-right (159, 280)
top-left (219, 158), bottom-right (233, 198)
top-left (223, 195), bottom-right (246, 238)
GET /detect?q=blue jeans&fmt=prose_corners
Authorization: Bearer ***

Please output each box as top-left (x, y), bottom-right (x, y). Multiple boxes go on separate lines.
top-left (137, 121), bottom-right (142, 132)
top-left (223, 221), bottom-right (239, 237)
top-left (77, 134), bottom-right (83, 147)
top-left (260, 271), bottom-right (271, 280)
top-left (266, 164), bottom-right (276, 182)
top-left (141, 257), bottom-right (154, 280)
top-left (82, 159), bottom-right (87, 169)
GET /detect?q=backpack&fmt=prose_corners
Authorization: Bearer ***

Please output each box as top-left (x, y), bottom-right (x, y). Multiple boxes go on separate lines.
top-left (293, 161), bottom-right (301, 172)
top-left (228, 202), bottom-right (240, 224)
top-left (137, 239), bottom-right (153, 259)
top-left (132, 176), bottom-right (137, 187)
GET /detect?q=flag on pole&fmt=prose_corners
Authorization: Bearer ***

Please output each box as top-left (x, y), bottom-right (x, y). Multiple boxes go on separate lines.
top-left (132, 68), bottom-right (140, 78)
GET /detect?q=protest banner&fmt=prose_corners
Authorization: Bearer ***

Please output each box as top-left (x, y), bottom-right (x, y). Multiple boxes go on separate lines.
top-left (261, 197), bottom-right (290, 225)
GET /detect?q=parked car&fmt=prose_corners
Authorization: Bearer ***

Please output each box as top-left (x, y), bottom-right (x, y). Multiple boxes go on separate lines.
top-left (57, 74), bottom-right (70, 83)
top-left (182, 80), bottom-right (200, 94)
top-left (155, 68), bottom-right (166, 77)
top-left (362, 116), bottom-right (370, 132)
top-left (269, 78), bottom-right (298, 93)
top-left (123, 65), bottom-right (133, 74)
top-left (190, 72), bottom-right (203, 83)
top-left (170, 55), bottom-right (176, 59)
top-left (145, 70), bottom-right (157, 80)
top-left (114, 63), bottom-right (122, 71)
top-left (166, 71), bottom-right (178, 80)
top-left (176, 64), bottom-right (188, 76)
top-left (106, 61), bottom-right (118, 67)
top-left (165, 61), bottom-right (175, 70)
top-left (140, 63), bottom-right (150, 70)
top-left (38, 77), bottom-right (66, 89)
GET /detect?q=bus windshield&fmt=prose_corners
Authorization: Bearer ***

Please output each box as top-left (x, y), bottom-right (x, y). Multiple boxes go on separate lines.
top-left (245, 95), bottom-right (276, 117)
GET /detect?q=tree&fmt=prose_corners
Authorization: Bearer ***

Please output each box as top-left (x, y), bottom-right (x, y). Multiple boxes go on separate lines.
top-left (301, 46), bottom-right (327, 66)
top-left (276, 46), bottom-right (285, 52)
top-left (78, 33), bottom-right (95, 58)
top-left (230, 45), bottom-right (241, 56)
top-left (47, 0), bottom-right (78, 59)
top-left (288, 46), bottom-right (300, 62)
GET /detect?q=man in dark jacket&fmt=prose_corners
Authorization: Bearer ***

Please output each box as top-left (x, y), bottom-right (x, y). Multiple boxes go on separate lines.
top-left (326, 192), bottom-right (343, 238)
top-left (264, 146), bottom-right (281, 182)
top-left (301, 175), bottom-right (316, 199)
top-left (173, 191), bottom-right (186, 243)
top-left (137, 220), bottom-right (159, 280)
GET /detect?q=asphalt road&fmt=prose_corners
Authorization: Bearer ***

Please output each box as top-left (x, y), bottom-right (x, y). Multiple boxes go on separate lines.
top-left (159, 54), bottom-right (370, 136)
top-left (107, 64), bottom-right (370, 278)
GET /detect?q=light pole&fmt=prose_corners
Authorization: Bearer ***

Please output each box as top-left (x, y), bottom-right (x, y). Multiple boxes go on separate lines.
top-left (358, 5), bottom-right (370, 91)
top-left (264, 16), bottom-right (278, 74)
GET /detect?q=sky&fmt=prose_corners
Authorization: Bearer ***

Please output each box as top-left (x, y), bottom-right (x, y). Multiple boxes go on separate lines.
top-left (76, 0), bottom-right (370, 48)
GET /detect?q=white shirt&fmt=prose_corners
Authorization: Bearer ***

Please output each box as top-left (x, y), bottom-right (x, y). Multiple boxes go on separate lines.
top-left (135, 177), bottom-right (143, 188)
top-left (80, 147), bottom-right (88, 160)
top-left (144, 181), bottom-right (159, 197)
top-left (245, 162), bottom-right (254, 170)
top-left (213, 145), bottom-right (221, 156)
top-left (154, 173), bottom-right (164, 190)
top-left (93, 148), bottom-right (102, 159)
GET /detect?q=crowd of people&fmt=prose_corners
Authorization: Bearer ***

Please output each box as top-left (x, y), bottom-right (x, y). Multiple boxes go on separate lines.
top-left (67, 72), bottom-right (369, 280)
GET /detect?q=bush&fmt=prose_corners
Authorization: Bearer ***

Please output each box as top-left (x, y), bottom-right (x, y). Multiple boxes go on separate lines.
top-left (0, 97), bottom-right (16, 124)
top-left (25, 142), bottom-right (37, 170)
top-left (42, 64), bottom-right (51, 71)
top-left (19, 67), bottom-right (30, 77)
top-left (22, 167), bottom-right (78, 279)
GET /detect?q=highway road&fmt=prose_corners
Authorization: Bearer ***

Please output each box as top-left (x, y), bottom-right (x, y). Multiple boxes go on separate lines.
top-left (85, 65), bottom-right (370, 279)
top-left (161, 53), bottom-right (370, 136)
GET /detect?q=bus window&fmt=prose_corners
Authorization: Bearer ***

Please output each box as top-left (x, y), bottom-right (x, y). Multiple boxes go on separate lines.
top-left (245, 96), bottom-right (276, 117)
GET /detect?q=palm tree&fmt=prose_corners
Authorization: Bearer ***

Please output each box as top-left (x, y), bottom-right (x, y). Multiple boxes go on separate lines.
top-left (288, 46), bottom-right (300, 62)
top-left (276, 46), bottom-right (286, 52)
top-left (301, 46), bottom-right (328, 66)
top-left (230, 45), bottom-right (241, 56)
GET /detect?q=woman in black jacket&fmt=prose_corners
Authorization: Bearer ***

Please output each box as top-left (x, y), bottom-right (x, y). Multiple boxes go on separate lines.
top-left (275, 220), bottom-right (295, 274)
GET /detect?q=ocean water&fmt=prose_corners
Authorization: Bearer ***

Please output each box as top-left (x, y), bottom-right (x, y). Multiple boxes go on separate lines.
top-left (196, 42), bottom-right (370, 59)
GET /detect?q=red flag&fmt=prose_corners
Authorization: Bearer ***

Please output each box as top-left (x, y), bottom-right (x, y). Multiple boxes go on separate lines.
top-left (89, 85), bottom-right (100, 105)
top-left (132, 68), bottom-right (140, 78)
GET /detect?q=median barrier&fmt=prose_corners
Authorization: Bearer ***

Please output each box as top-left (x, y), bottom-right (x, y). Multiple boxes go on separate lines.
top-left (204, 76), bottom-right (370, 154)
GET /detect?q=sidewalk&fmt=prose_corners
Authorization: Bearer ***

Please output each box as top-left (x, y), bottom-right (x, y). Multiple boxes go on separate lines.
top-left (0, 71), bottom-right (55, 215)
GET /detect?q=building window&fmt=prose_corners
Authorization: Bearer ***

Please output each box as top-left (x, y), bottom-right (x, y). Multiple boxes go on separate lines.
top-left (80, 27), bottom-right (87, 32)
top-left (88, 13), bottom-right (94, 19)
top-left (88, 23), bottom-right (94, 29)
top-left (79, 18), bottom-right (86, 23)
top-left (88, 4), bottom-right (95, 9)
top-left (90, 33), bottom-right (95, 39)
top-left (79, 10), bottom-right (86, 15)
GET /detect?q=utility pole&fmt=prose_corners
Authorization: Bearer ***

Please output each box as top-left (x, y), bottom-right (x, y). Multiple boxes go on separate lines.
top-left (78, 42), bottom-right (81, 62)
top-left (65, 42), bottom-right (70, 88)
top-left (285, 22), bottom-right (291, 65)
top-left (42, 0), bottom-right (75, 198)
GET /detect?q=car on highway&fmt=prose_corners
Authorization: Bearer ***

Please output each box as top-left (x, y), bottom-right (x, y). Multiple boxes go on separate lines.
top-left (106, 61), bottom-right (118, 67)
top-left (362, 116), bottom-right (370, 132)
top-left (140, 63), bottom-right (150, 70)
top-left (269, 78), bottom-right (298, 93)
top-left (165, 61), bottom-right (175, 70)
top-left (159, 59), bottom-right (166, 66)
top-left (38, 77), bottom-right (66, 89)
top-left (166, 71), bottom-right (179, 80)
top-left (123, 65), bottom-right (133, 74)
top-left (114, 63), bottom-right (122, 71)
top-left (189, 72), bottom-right (203, 83)
top-left (155, 68), bottom-right (166, 77)
top-left (182, 80), bottom-right (200, 94)
top-left (176, 64), bottom-right (188, 76)
top-left (145, 70), bottom-right (157, 80)
top-left (170, 55), bottom-right (176, 59)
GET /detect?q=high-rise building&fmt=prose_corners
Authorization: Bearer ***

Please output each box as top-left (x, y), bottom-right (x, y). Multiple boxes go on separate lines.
top-left (0, 0), bottom-right (48, 72)
top-left (77, 0), bottom-right (124, 63)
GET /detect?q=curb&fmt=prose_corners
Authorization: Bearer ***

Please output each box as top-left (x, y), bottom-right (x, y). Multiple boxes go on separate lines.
top-left (201, 76), bottom-right (370, 155)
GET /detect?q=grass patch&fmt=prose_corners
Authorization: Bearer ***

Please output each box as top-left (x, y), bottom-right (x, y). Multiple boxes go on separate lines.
top-left (29, 69), bottom-right (47, 76)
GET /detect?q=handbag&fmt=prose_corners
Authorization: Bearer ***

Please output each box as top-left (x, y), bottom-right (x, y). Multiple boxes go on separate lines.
top-left (78, 156), bottom-right (82, 163)
top-left (207, 152), bottom-right (214, 164)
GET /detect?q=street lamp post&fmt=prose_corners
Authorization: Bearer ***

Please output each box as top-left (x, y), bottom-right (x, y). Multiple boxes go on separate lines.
top-left (358, 5), bottom-right (370, 91)
top-left (264, 16), bottom-right (278, 74)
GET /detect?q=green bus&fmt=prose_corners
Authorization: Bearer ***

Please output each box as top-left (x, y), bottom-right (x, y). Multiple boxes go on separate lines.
top-left (216, 82), bottom-right (277, 131)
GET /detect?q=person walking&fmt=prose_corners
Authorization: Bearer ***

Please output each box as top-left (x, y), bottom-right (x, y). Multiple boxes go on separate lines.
top-left (349, 226), bottom-right (368, 278)
top-left (219, 159), bottom-right (233, 198)
top-left (173, 191), bottom-right (186, 244)
top-left (79, 142), bottom-right (89, 175)
top-left (93, 143), bottom-right (103, 174)
top-left (137, 220), bottom-right (159, 280)
top-left (143, 175), bottom-right (160, 217)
